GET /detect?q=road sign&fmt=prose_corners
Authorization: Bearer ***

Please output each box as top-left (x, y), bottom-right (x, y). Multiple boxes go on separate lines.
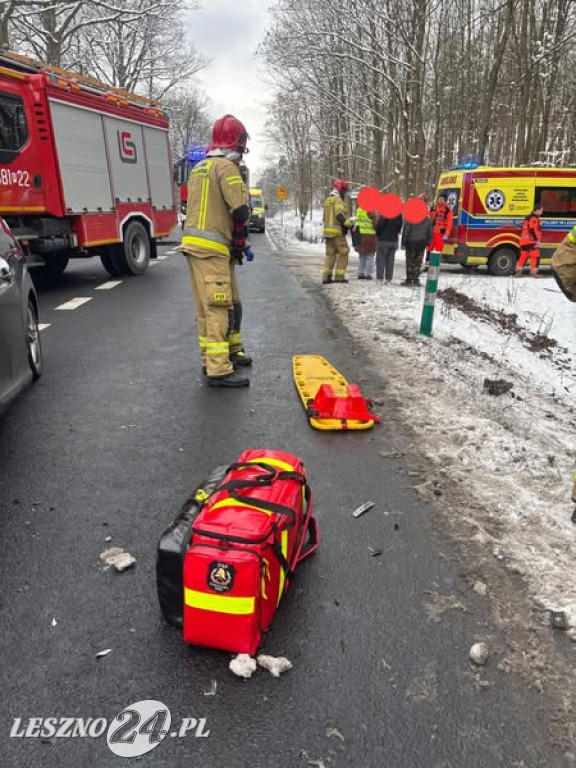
top-left (276, 184), bottom-right (287, 201)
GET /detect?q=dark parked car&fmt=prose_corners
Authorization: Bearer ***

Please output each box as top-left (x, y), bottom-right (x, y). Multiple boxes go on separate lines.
top-left (0, 217), bottom-right (41, 413)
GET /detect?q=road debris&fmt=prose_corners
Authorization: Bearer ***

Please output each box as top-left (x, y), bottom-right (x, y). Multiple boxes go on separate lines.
top-left (483, 377), bottom-right (514, 396)
top-left (550, 610), bottom-right (568, 630)
top-left (307, 760), bottom-right (327, 768)
top-left (368, 546), bottom-right (383, 557)
top-left (229, 654), bottom-right (257, 679)
top-left (257, 654), bottom-right (293, 677)
top-left (469, 642), bottom-right (489, 666)
top-left (326, 727), bottom-right (345, 743)
top-left (104, 535), bottom-right (112, 543)
top-left (96, 649), bottom-right (113, 659)
top-left (352, 501), bottom-right (375, 518)
top-left (204, 679), bottom-right (217, 696)
top-left (51, 618), bottom-right (58, 627)
top-left (472, 580), bottom-right (488, 596)
top-left (100, 547), bottom-right (136, 572)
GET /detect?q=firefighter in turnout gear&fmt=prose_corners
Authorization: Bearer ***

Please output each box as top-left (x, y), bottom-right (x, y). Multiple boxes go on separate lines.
top-left (179, 115), bottom-right (252, 387)
top-left (516, 205), bottom-right (543, 277)
top-left (323, 179), bottom-right (351, 283)
top-left (551, 224), bottom-right (576, 301)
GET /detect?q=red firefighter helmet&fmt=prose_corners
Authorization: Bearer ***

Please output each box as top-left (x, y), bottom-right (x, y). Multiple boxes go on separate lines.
top-left (209, 114), bottom-right (249, 154)
top-left (334, 178), bottom-right (349, 193)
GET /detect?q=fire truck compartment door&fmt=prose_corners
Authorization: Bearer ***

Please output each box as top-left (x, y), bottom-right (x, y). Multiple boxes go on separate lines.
top-left (49, 100), bottom-right (113, 213)
top-left (143, 127), bottom-right (174, 210)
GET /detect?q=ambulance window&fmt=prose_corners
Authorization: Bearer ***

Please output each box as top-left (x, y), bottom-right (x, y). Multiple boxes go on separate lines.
top-left (535, 187), bottom-right (576, 217)
top-left (441, 189), bottom-right (459, 214)
top-left (0, 93), bottom-right (28, 162)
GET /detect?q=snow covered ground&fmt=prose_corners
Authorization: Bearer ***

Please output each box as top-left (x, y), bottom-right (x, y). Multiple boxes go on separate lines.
top-left (268, 216), bottom-right (576, 635)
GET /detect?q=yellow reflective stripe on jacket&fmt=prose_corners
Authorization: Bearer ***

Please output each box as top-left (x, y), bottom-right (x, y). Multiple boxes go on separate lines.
top-left (196, 160), bottom-right (214, 230)
top-left (568, 226), bottom-right (576, 244)
top-left (208, 498), bottom-right (273, 516)
top-left (184, 588), bottom-right (255, 615)
top-left (277, 529), bottom-right (289, 605)
top-left (181, 235), bottom-right (229, 256)
top-left (226, 175), bottom-right (244, 186)
top-left (246, 457), bottom-right (297, 473)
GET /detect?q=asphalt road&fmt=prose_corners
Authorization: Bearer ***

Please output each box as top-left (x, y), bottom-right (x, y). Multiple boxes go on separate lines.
top-left (0, 235), bottom-right (568, 767)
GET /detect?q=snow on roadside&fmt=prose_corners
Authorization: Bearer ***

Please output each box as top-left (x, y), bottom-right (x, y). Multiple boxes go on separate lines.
top-left (269, 220), bottom-right (576, 634)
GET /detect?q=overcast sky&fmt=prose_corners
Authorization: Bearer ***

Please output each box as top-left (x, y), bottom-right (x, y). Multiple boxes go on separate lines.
top-left (186, 1), bottom-right (274, 178)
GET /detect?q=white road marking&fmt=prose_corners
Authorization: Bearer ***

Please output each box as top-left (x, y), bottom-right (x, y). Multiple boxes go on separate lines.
top-left (38, 323), bottom-right (51, 331)
top-left (54, 297), bottom-right (92, 311)
top-left (95, 281), bottom-right (122, 290)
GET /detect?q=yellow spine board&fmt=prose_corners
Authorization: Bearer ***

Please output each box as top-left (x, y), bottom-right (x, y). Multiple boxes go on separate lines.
top-left (292, 355), bottom-right (375, 431)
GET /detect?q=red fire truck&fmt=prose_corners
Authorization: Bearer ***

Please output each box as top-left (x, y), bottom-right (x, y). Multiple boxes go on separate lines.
top-left (0, 50), bottom-right (177, 276)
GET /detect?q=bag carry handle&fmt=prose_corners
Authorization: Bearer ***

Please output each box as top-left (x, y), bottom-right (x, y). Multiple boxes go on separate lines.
top-left (228, 490), bottom-right (296, 528)
top-left (216, 461), bottom-right (306, 494)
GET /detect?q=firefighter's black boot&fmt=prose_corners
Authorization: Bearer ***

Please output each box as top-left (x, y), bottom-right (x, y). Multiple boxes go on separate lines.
top-left (230, 350), bottom-right (253, 367)
top-left (207, 371), bottom-right (250, 388)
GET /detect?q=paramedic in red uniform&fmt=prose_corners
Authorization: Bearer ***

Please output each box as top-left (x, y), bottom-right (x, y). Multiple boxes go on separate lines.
top-left (516, 205), bottom-right (544, 277)
top-left (429, 194), bottom-right (454, 254)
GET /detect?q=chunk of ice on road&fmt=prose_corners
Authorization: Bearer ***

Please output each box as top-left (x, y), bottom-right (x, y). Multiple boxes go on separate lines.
top-left (256, 654), bottom-right (293, 677)
top-left (229, 654), bottom-right (257, 678)
top-left (100, 547), bottom-right (136, 572)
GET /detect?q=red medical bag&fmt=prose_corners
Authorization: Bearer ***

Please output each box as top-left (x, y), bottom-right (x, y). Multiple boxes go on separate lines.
top-left (181, 449), bottom-right (319, 654)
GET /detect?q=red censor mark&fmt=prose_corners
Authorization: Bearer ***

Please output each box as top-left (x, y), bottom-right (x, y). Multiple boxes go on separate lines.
top-left (356, 189), bottom-right (428, 224)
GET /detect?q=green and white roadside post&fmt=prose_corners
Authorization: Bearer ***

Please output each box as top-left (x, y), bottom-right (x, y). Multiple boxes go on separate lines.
top-left (419, 250), bottom-right (441, 337)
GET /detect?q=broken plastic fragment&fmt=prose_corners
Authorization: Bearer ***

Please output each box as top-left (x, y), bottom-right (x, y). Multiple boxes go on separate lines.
top-left (325, 727), bottom-right (345, 742)
top-left (51, 618), bottom-right (58, 627)
top-left (100, 547), bottom-right (136, 572)
top-left (257, 654), bottom-right (293, 677)
top-left (204, 679), bottom-right (217, 696)
top-left (229, 654), bottom-right (257, 678)
top-left (96, 648), bottom-right (113, 659)
top-left (550, 610), bottom-right (568, 630)
top-left (352, 501), bottom-right (375, 518)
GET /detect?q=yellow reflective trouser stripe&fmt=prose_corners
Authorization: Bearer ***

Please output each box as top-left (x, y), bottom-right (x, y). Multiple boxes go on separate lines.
top-left (246, 457), bottom-right (296, 473)
top-left (198, 336), bottom-right (207, 349)
top-left (324, 227), bottom-right (341, 236)
top-left (568, 227), bottom-right (576, 244)
top-left (205, 342), bottom-right (229, 355)
top-left (277, 529), bottom-right (289, 605)
top-left (208, 498), bottom-right (273, 516)
top-left (184, 588), bottom-right (255, 615)
top-left (181, 236), bottom-right (229, 256)
top-left (228, 332), bottom-right (242, 343)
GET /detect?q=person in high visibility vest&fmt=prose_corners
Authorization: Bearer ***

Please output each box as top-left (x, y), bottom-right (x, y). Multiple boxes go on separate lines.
top-left (322, 179), bottom-right (351, 283)
top-left (429, 194), bottom-right (454, 254)
top-left (551, 224), bottom-right (576, 301)
top-left (178, 115), bottom-right (252, 387)
top-left (516, 205), bottom-right (544, 277)
top-left (353, 207), bottom-right (377, 279)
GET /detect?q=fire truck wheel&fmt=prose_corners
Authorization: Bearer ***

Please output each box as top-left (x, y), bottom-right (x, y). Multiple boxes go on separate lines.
top-left (489, 247), bottom-right (517, 276)
top-left (100, 247), bottom-right (124, 277)
top-left (119, 221), bottom-right (151, 275)
top-left (43, 251), bottom-right (69, 278)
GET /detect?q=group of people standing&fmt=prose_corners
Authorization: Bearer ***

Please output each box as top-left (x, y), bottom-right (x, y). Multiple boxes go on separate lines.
top-left (322, 179), bottom-right (453, 286)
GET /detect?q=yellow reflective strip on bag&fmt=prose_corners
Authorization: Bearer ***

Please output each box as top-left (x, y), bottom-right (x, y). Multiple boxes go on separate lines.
top-left (184, 588), bottom-right (255, 615)
top-left (181, 236), bottom-right (229, 256)
top-left (277, 529), bottom-right (289, 605)
top-left (208, 498), bottom-right (273, 516)
top-left (246, 457), bottom-right (296, 473)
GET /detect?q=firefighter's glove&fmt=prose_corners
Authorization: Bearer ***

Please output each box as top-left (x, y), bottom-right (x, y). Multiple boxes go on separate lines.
top-left (245, 248), bottom-right (255, 262)
top-left (232, 220), bottom-right (247, 253)
top-left (231, 248), bottom-right (244, 265)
